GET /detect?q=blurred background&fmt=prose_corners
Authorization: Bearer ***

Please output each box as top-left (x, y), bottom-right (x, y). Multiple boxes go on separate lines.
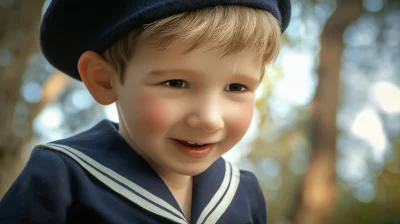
top-left (1, 0), bottom-right (399, 223)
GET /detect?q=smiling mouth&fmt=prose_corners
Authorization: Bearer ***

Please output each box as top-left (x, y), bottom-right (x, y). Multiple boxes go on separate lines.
top-left (174, 139), bottom-right (209, 148)
top-left (172, 139), bottom-right (215, 158)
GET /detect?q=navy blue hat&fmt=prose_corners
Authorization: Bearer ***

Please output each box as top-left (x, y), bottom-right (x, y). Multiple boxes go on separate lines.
top-left (40, 0), bottom-right (291, 81)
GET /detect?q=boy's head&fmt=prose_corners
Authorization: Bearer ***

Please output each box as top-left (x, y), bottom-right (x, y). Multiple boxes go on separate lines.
top-left (40, 0), bottom-right (291, 176)
top-left (40, 0), bottom-right (291, 80)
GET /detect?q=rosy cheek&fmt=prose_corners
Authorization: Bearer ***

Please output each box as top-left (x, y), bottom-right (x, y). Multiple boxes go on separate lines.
top-left (229, 101), bottom-right (255, 141)
top-left (135, 93), bottom-right (172, 134)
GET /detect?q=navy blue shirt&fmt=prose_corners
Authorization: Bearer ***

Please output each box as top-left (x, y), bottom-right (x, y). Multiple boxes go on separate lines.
top-left (0, 120), bottom-right (266, 223)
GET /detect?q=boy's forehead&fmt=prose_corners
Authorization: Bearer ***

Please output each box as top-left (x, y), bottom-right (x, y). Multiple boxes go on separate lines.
top-left (135, 38), bottom-right (262, 67)
top-left (129, 39), bottom-right (263, 81)
top-left (40, 0), bottom-right (291, 81)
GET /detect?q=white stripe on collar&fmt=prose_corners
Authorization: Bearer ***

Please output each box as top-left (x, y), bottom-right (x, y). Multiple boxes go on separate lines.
top-left (196, 161), bottom-right (240, 224)
top-left (40, 143), bottom-right (240, 224)
top-left (41, 143), bottom-right (187, 224)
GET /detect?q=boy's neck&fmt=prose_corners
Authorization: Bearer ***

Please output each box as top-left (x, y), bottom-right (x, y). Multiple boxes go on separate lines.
top-left (156, 168), bottom-right (192, 189)
top-left (156, 169), bottom-right (193, 222)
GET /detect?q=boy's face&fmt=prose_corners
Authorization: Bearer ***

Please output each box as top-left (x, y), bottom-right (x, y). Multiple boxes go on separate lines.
top-left (113, 39), bottom-right (262, 177)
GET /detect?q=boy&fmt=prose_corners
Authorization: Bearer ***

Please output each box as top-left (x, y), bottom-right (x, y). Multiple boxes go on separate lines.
top-left (0, 0), bottom-right (290, 223)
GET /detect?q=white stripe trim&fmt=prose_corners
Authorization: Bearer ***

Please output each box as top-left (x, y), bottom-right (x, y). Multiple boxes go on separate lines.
top-left (42, 143), bottom-right (187, 224)
top-left (203, 163), bottom-right (240, 223)
top-left (196, 160), bottom-right (235, 224)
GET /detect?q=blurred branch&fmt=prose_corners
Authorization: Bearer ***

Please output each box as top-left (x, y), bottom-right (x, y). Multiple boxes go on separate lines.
top-left (27, 71), bottom-right (71, 122)
top-left (289, 0), bottom-right (363, 224)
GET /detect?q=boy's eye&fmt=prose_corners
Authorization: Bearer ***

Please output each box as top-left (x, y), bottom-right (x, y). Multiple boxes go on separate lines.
top-left (162, 79), bottom-right (188, 88)
top-left (225, 83), bottom-right (247, 92)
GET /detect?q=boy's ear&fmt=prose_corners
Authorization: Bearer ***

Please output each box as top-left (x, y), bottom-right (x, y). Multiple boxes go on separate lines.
top-left (77, 51), bottom-right (117, 105)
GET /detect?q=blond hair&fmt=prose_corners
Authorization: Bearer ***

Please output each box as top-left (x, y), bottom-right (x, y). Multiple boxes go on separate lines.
top-left (103, 5), bottom-right (281, 83)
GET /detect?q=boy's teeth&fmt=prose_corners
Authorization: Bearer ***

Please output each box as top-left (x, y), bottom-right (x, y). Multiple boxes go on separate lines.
top-left (187, 141), bottom-right (204, 145)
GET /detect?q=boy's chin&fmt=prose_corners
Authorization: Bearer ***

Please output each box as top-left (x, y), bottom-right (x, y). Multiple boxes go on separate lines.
top-left (168, 162), bottom-right (213, 177)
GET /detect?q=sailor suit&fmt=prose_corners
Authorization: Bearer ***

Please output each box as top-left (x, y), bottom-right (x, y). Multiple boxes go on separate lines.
top-left (0, 120), bottom-right (266, 224)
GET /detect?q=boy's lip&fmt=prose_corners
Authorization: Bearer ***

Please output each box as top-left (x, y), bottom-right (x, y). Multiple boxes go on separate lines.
top-left (171, 138), bottom-right (216, 145)
top-left (171, 139), bottom-right (216, 158)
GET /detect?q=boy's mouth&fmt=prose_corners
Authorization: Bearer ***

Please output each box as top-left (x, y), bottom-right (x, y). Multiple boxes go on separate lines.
top-left (174, 139), bottom-right (208, 148)
top-left (172, 138), bottom-right (215, 158)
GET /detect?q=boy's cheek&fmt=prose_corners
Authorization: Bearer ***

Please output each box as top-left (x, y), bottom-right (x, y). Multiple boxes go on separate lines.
top-left (228, 101), bottom-right (255, 141)
top-left (135, 94), bottom-right (175, 134)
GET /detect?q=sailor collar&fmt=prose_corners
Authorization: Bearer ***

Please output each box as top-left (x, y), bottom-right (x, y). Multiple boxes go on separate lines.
top-left (37, 120), bottom-right (240, 224)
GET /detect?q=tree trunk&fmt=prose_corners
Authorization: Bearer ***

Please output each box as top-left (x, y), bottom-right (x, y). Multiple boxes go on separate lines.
top-left (0, 0), bottom-right (46, 197)
top-left (289, 0), bottom-right (363, 223)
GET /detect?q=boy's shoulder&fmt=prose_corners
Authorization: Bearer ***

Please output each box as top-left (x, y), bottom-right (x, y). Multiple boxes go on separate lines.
top-left (238, 168), bottom-right (265, 196)
top-left (34, 120), bottom-right (134, 165)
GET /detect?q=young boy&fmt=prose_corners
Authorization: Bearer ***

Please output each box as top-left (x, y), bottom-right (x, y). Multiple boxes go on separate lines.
top-left (0, 0), bottom-right (290, 223)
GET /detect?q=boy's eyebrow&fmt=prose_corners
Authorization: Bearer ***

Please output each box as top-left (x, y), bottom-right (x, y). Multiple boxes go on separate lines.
top-left (148, 69), bottom-right (261, 85)
top-left (148, 69), bottom-right (201, 77)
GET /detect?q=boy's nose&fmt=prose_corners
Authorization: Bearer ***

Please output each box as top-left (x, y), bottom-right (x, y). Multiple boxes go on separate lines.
top-left (186, 98), bottom-right (224, 133)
